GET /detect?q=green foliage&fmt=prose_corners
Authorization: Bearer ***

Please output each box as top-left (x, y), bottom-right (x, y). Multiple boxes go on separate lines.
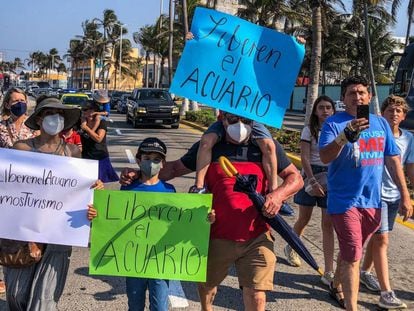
top-left (185, 110), bottom-right (216, 127)
top-left (269, 128), bottom-right (301, 153)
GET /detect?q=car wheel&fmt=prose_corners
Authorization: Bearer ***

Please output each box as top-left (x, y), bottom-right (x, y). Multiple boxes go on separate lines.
top-left (171, 123), bottom-right (179, 129)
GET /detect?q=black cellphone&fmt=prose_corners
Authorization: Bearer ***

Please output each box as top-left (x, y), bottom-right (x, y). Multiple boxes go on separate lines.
top-left (356, 105), bottom-right (370, 123)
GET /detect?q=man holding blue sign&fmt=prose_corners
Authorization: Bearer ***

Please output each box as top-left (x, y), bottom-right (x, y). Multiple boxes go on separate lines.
top-left (121, 113), bottom-right (303, 310)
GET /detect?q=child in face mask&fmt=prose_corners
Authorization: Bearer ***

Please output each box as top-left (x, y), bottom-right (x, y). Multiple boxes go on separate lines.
top-left (120, 137), bottom-right (174, 311)
top-left (190, 111), bottom-right (278, 194)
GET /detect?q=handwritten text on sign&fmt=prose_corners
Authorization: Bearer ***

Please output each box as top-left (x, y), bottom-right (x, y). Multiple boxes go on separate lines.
top-left (170, 7), bottom-right (305, 128)
top-left (89, 190), bottom-right (212, 282)
top-left (0, 148), bottom-right (99, 247)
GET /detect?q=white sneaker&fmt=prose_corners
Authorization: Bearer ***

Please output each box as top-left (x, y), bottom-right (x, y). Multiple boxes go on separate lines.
top-left (378, 291), bottom-right (407, 309)
top-left (284, 245), bottom-right (301, 267)
top-left (321, 271), bottom-right (335, 286)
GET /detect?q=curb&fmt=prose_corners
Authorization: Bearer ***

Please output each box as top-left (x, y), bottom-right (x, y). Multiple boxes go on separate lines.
top-left (180, 119), bottom-right (207, 132)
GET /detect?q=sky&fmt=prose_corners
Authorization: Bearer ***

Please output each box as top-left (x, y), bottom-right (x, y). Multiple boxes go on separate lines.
top-left (0, 0), bottom-right (411, 64)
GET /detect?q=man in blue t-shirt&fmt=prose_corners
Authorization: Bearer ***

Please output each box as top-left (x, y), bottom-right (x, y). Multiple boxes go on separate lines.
top-left (319, 76), bottom-right (412, 310)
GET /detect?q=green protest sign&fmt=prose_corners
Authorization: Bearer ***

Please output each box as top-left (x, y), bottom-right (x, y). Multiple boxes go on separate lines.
top-left (89, 190), bottom-right (212, 282)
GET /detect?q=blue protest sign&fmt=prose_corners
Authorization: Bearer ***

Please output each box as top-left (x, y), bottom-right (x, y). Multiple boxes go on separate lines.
top-left (170, 7), bottom-right (305, 128)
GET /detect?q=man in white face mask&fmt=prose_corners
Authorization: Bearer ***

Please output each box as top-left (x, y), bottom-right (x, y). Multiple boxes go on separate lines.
top-left (121, 111), bottom-right (304, 311)
top-left (222, 113), bottom-right (253, 144)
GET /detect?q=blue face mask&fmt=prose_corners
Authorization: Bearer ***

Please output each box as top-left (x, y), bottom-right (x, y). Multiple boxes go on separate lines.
top-left (10, 101), bottom-right (27, 117)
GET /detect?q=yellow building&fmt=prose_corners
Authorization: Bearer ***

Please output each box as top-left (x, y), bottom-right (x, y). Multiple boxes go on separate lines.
top-left (70, 47), bottom-right (142, 91)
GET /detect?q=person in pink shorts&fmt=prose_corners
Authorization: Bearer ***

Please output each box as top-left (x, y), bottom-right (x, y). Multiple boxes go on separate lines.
top-left (319, 76), bottom-right (412, 310)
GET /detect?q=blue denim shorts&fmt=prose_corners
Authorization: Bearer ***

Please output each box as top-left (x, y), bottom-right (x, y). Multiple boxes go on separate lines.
top-left (376, 199), bottom-right (400, 233)
top-left (294, 165), bottom-right (328, 208)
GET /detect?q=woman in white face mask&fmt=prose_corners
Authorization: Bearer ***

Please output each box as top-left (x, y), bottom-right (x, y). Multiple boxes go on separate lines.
top-left (14, 97), bottom-right (81, 157)
top-left (2, 97), bottom-right (103, 310)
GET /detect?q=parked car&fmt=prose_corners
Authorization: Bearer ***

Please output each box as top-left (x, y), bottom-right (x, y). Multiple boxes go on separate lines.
top-left (110, 91), bottom-right (128, 109)
top-left (58, 88), bottom-right (78, 98)
top-left (34, 88), bottom-right (53, 98)
top-left (116, 93), bottom-right (131, 113)
top-left (61, 93), bottom-right (90, 109)
top-left (126, 88), bottom-right (180, 128)
top-left (26, 85), bottom-right (39, 97)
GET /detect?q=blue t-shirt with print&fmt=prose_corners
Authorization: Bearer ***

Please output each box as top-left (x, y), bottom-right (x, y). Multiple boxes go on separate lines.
top-left (319, 111), bottom-right (399, 214)
top-left (121, 179), bottom-right (176, 193)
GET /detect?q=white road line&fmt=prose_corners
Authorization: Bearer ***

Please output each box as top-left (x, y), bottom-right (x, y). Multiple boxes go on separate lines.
top-left (115, 129), bottom-right (122, 135)
top-left (125, 149), bottom-right (136, 164)
top-left (168, 281), bottom-right (189, 309)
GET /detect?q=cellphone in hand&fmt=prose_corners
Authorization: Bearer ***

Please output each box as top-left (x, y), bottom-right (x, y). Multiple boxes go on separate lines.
top-left (356, 105), bottom-right (370, 123)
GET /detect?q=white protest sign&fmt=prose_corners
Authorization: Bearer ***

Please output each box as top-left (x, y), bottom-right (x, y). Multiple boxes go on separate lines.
top-left (0, 148), bottom-right (99, 247)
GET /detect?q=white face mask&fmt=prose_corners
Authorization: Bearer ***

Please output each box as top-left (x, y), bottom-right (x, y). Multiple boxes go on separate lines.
top-left (226, 122), bottom-right (252, 143)
top-left (42, 114), bottom-right (65, 135)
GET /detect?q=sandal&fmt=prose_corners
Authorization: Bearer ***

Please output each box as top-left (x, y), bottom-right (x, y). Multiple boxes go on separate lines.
top-left (329, 281), bottom-right (346, 309)
top-left (0, 280), bottom-right (5, 294)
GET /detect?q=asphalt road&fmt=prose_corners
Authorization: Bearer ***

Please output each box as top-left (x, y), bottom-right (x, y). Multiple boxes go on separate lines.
top-left (0, 109), bottom-right (413, 310)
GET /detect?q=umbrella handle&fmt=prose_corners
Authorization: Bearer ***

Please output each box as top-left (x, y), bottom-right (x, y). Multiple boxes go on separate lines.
top-left (218, 156), bottom-right (239, 177)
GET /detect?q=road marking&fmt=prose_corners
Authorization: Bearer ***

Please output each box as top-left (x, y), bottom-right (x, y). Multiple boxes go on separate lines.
top-left (115, 129), bottom-right (122, 135)
top-left (168, 281), bottom-right (189, 309)
top-left (125, 149), bottom-right (136, 164)
top-left (396, 217), bottom-right (414, 230)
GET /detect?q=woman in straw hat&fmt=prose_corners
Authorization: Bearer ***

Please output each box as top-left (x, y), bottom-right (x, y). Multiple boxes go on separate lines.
top-left (3, 96), bottom-right (104, 310)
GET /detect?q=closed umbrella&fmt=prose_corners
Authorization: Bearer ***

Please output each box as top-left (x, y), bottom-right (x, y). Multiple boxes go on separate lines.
top-left (219, 156), bottom-right (323, 276)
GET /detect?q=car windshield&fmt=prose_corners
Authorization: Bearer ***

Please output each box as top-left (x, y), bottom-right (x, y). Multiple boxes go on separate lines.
top-left (138, 90), bottom-right (170, 101)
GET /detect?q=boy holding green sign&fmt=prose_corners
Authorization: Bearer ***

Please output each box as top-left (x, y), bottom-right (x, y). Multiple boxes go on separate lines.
top-left (120, 137), bottom-right (175, 311)
top-left (89, 137), bottom-right (174, 311)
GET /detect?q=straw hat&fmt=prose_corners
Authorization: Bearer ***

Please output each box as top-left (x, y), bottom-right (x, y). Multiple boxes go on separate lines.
top-left (25, 97), bottom-right (81, 131)
top-left (92, 89), bottom-right (110, 104)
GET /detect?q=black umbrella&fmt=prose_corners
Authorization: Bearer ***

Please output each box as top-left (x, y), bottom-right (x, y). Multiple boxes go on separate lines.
top-left (219, 156), bottom-right (323, 275)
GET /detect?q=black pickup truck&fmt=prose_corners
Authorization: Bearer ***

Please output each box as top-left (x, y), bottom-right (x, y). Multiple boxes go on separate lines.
top-left (126, 88), bottom-right (180, 129)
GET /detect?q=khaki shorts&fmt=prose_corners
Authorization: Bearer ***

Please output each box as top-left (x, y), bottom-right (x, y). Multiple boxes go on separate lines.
top-left (204, 232), bottom-right (276, 291)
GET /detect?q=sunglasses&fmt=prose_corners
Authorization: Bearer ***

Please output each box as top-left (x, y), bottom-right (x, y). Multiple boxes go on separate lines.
top-left (225, 114), bottom-right (252, 125)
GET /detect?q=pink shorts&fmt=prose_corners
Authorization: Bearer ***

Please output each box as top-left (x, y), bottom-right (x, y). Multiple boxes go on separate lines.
top-left (331, 207), bottom-right (381, 262)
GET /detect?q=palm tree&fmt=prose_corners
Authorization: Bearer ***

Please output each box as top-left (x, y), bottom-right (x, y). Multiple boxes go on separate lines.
top-left (304, 0), bottom-right (345, 123)
top-left (353, 0), bottom-right (392, 113)
top-left (305, 0), bottom-right (323, 124)
top-left (391, 0), bottom-right (414, 47)
top-left (80, 19), bottom-right (105, 89)
top-left (93, 9), bottom-right (118, 88)
top-left (137, 25), bottom-right (158, 87)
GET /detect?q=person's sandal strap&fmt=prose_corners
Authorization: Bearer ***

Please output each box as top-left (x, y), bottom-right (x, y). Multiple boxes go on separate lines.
top-left (329, 282), bottom-right (346, 309)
